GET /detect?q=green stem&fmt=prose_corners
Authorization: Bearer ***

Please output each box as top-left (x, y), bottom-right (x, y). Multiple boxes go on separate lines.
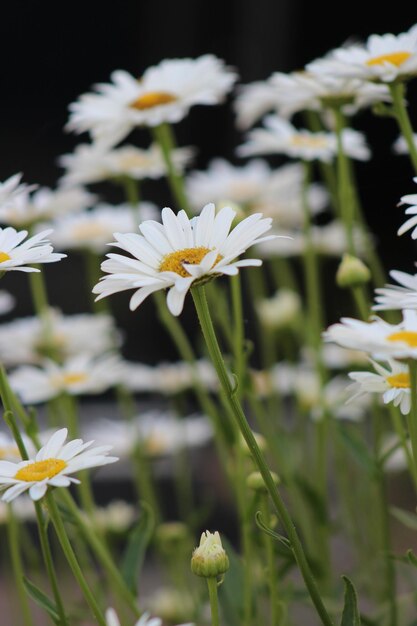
top-left (389, 82), bottom-right (417, 174)
top-left (260, 494), bottom-right (280, 626)
top-left (7, 506), bottom-right (35, 626)
top-left (152, 123), bottom-right (191, 214)
top-left (207, 577), bottom-right (220, 626)
top-left (58, 490), bottom-right (141, 617)
top-left (230, 274), bottom-right (245, 396)
top-left (333, 107), bottom-right (356, 255)
top-left (304, 110), bottom-right (339, 213)
top-left (388, 404), bottom-right (417, 490)
top-left (46, 492), bottom-right (107, 626)
top-left (192, 286), bottom-right (334, 626)
top-left (407, 360), bottom-right (417, 482)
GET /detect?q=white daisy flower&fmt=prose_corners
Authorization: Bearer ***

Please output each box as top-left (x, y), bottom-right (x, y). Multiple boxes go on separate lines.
top-left (237, 116), bottom-right (371, 162)
top-left (0, 174), bottom-right (36, 208)
top-left (348, 359), bottom-right (411, 415)
top-left (0, 310), bottom-right (119, 367)
top-left (0, 428), bottom-right (118, 502)
top-left (374, 269), bottom-right (417, 310)
top-left (256, 289), bottom-right (301, 330)
top-left (105, 607), bottom-right (194, 626)
top-left (264, 70), bottom-right (391, 119)
top-left (253, 164), bottom-right (328, 227)
top-left (67, 56), bottom-right (237, 147)
top-left (123, 359), bottom-right (218, 394)
top-left (0, 186), bottom-right (95, 228)
top-left (9, 353), bottom-right (124, 404)
top-left (234, 80), bottom-right (284, 129)
top-left (59, 143), bottom-right (194, 187)
top-left (324, 309), bottom-right (417, 360)
top-left (93, 203), bottom-right (275, 316)
top-left (309, 26), bottom-right (417, 83)
top-left (83, 413), bottom-right (213, 460)
top-left (47, 202), bottom-right (158, 253)
top-left (186, 158), bottom-right (274, 210)
top-left (0, 291), bottom-right (15, 315)
top-left (0, 227), bottom-right (66, 273)
top-left (392, 134), bottom-right (417, 155)
top-left (398, 180), bottom-right (417, 239)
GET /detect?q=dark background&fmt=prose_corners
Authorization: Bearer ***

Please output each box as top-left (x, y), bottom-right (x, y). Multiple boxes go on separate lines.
top-left (1, 1), bottom-right (417, 359)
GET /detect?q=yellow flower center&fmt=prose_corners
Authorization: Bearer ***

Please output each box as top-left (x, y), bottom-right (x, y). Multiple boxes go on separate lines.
top-left (387, 331), bottom-right (417, 347)
top-left (0, 251), bottom-right (11, 263)
top-left (290, 134), bottom-right (329, 150)
top-left (130, 91), bottom-right (177, 110)
top-left (386, 372), bottom-right (410, 388)
top-left (366, 52), bottom-right (411, 67)
top-left (15, 458), bottom-right (67, 482)
top-left (159, 247), bottom-right (222, 278)
top-left (52, 372), bottom-right (89, 388)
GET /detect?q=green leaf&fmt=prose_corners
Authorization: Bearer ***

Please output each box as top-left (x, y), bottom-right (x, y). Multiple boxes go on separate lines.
top-left (120, 501), bottom-right (154, 593)
top-left (218, 537), bottom-right (245, 626)
top-left (336, 424), bottom-right (378, 477)
top-left (390, 507), bottom-right (417, 531)
top-left (23, 577), bottom-right (62, 624)
top-left (340, 576), bottom-right (361, 626)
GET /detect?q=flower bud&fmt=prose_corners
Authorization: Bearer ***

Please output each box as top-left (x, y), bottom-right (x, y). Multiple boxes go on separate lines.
top-left (191, 530), bottom-right (229, 578)
top-left (336, 254), bottom-right (371, 288)
top-left (246, 470), bottom-right (280, 493)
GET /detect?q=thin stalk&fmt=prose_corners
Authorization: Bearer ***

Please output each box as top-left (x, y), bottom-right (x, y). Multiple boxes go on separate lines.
top-left (407, 360), bottom-right (417, 481)
top-left (46, 492), bottom-right (107, 626)
top-left (388, 404), bottom-right (417, 490)
top-left (207, 577), bottom-right (220, 626)
top-left (389, 82), bottom-right (417, 174)
top-left (58, 490), bottom-right (141, 617)
top-left (152, 123), bottom-right (191, 214)
top-left (304, 110), bottom-right (339, 213)
top-left (333, 107), bottom-right (356, 255)
top-left (260, 494), bottom-right (280, 626)
top-left (6, 506), bottom-right (35, 626)
top-left (192, 286), bottom-right (334, 626)
top-left (230, 274), bottom-right (245, 396)
top-left (235, 447), bottom-right (254, 626)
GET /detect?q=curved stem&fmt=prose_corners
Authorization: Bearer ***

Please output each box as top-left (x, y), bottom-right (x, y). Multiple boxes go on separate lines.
top-left (407, 360), bottom-right (417, 481)
top-left (389, 82), bottom-right (417, 174)
top-left (230, 274), bottom-right (245, 396)
top-left (46, 492), bottom-right (107, 626)
top-left (192, 286), bottom-right (334, 626)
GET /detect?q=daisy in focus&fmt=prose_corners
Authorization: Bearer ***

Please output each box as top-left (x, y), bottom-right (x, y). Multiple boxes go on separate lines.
top-left (59, 142), bottom-right (194, 187)
top-left (324, 309), bottom-right (417, 360)
top-left (67, 56), bottom-right (237, 147)
top-left (0, 227), bottom-right (66, 273)
top-left (93, 203), bottom-right (275, 316)
top-left (237, 116), bottom-right (370, 162)
top-left (309, 26), bottom-right (417, 83)
top-left (0, 428), bottom-right (118, 502)
top-left (348, 359), bottom-right (411, 415)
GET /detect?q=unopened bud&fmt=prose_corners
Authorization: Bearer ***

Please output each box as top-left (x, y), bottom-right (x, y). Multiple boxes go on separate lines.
top-left (247, 470), bottom-right (280, 493)
top-left (191, 530), bottom-right (229, 578)
top-left (336, 254), bottom-right (371, 288)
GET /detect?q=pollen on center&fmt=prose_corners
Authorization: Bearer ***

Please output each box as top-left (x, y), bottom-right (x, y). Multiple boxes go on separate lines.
top-left (130, 91), bottom-right (177, 111)
top-left (0, 251), bottom-right (11, 263)
top-left (366, 51), bottom-right (411, 67)
top-left (159, 247), bottom-right (222, 278)
top-left (387, 330), bottom-right (417, 347)
top-left (386, 372), bottom-right (410, 388)
top-left (15, 458), bottom-right (67, 482)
